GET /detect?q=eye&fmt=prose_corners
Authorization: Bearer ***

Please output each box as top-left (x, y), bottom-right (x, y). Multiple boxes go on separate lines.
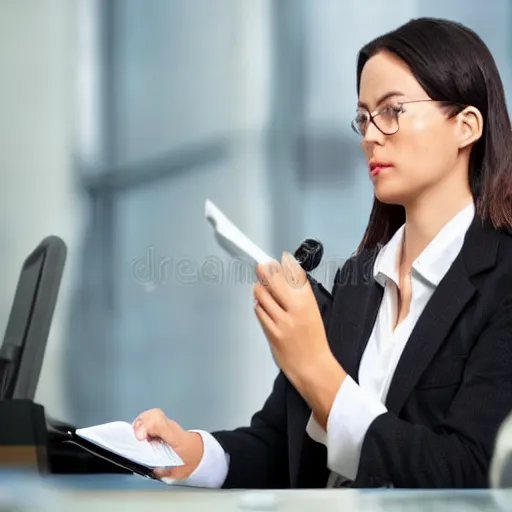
top-left (355, 111), bottom-right (369, 122)
top-left (351, 111), bottom-right (370, 135)
top-left (380, 104), bottom-right (404, 118)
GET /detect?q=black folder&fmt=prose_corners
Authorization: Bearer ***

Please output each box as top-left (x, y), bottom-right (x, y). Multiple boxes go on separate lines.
top-left (60, 428), bottom-right (158, 480)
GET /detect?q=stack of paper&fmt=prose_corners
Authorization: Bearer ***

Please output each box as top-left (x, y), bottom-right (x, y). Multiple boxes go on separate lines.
top-left (74, 421), bottom-right (184, 469)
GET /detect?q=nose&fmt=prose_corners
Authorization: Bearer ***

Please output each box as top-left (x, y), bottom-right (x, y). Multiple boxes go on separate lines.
top-left (361, 120), bottom-right (385, 147)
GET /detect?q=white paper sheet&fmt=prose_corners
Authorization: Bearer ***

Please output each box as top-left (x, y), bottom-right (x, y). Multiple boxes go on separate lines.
top-left (75, 421), bottom-right (184, 468)
top-left (205, 199), bottom-right (274, 265)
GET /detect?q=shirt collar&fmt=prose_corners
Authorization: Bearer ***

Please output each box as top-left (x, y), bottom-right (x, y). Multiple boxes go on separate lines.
top-left (373, 224), bottom-right (403, 287)
top-left (373, 201), bottom-right (475, 287)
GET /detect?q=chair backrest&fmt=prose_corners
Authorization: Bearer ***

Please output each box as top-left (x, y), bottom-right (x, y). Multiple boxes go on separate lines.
top-left (0, 235), bottom-right (67, 400)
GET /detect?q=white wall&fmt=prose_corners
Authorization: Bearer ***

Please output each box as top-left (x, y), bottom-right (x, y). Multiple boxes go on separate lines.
top-left (0, 0), bottom-right (84, 422)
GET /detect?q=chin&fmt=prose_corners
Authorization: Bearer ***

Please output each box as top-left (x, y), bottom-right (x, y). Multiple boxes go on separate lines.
top-left (373, 185), bottom-right (409, 206)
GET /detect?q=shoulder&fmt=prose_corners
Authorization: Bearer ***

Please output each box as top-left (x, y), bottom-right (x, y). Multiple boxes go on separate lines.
top-left (479, 229), bottom-right (512, 278)
top-left (465, 225), bottom-right (512, 319)
top-left (463, 217), bottom-right (512, 281)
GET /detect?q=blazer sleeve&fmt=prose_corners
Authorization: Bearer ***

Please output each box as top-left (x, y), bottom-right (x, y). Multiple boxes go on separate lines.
top-left (353, 293), bottom-right (512, 488)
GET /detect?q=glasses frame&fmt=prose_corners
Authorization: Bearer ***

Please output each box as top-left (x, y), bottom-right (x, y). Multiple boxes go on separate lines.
top-left (351, 99), bottom-right (466, 137)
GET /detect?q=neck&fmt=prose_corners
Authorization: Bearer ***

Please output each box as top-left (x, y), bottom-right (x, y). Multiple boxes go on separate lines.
top-left (400, 184), bottom-right (473, 270)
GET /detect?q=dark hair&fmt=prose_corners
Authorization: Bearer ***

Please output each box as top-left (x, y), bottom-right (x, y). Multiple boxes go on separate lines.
top-left (356, 17), bottom-right (512, 252)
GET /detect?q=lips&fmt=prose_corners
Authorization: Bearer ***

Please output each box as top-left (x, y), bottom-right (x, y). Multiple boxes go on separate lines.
top-left (369, 161), bottom-right (393, 177)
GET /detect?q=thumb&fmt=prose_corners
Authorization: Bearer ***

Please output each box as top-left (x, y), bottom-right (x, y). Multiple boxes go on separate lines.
top-left (281, 251), bottom-right (307, 289)
top-left (133, 418), bottom-right (148, 440)
top-left (133, 411), bottom-right (170, 442)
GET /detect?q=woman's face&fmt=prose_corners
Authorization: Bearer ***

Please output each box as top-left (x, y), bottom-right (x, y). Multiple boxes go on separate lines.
top-left (357, 51), bottom-right (461, 206)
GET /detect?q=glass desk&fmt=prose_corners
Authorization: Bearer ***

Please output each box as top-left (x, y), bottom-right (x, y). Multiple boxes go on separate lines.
top-left (1, 472), bottom-right (510, 512)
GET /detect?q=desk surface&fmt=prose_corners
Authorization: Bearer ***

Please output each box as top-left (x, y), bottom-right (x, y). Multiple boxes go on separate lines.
top-left (1, 473), bottom-right (511, 512)
top-left (64, 488), bottom-right (512, 512)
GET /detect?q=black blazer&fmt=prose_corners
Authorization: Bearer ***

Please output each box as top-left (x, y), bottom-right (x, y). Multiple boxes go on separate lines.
top-left (212, 215), bottom-right (512, 489)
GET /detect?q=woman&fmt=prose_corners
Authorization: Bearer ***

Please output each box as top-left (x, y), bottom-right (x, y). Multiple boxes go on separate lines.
top-left (132, 17), bottom-right (512, 488)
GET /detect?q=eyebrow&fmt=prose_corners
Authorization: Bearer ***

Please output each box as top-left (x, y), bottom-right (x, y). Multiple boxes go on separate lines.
top-left (357, 91), bottom-right (405, 110)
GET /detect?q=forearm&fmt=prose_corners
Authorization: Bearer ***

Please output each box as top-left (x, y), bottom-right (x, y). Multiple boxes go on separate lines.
top-left (290, 351), bottom-right (347, 431)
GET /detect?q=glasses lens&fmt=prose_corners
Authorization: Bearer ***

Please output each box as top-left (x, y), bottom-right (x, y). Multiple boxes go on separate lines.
top-left (352, 113), bottom-right (368, 136)
top-left (374, 107), bottom-right (399, 135)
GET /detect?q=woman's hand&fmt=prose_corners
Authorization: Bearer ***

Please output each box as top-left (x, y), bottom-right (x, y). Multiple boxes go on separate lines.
top-left (253, 252), bottom-right (346, 429)
top-left (132, 409), bottom-right (204, 481)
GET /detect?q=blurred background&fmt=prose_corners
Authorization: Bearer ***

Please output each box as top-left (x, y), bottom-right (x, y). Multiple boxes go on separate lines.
top-left (0, 0), bottom-right (511, 431)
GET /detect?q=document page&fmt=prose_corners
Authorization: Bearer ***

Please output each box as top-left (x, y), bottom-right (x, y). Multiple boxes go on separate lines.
top-left (205, 199), bottom-right (274, 265)
top-left (74, 421), bottom-right (184, 468)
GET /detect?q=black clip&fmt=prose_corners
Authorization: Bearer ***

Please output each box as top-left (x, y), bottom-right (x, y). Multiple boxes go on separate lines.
top-left (294, 238), bottom-right (333, 324)
top-left (294, 238), bottom-right (324, 273)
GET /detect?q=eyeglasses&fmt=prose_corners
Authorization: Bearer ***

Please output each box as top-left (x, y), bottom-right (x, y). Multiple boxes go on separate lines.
top-left (351, 99), bottom-right (465, 137)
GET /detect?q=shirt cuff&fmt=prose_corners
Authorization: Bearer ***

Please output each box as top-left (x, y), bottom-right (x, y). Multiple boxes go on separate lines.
top-left (306, 375), bottom-right (387, 481)
top-left (161, 430), bottom-right (229, 488)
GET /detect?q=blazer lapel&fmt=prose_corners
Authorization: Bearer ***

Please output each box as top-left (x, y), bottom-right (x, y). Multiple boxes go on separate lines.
top-left (328, 247), bottom-right (384, 381)
top-left (385, 216), bottom-right (499, 415)
top-left (330, 279), bottom-right (384, 381)
top-left (384, 256), bottom-right (475, 414)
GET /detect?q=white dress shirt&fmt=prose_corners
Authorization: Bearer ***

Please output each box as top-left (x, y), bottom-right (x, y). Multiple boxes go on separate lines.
top-left (165, 201), bottom-right (476, 488)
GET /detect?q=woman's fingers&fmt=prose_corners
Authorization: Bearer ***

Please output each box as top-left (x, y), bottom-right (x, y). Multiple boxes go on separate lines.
top-left (253, 281), bottom-right (284, 323)
top-left (133, 409), bottom-right (175, 446)
top-left (256, 261), bottom-right (290, 310)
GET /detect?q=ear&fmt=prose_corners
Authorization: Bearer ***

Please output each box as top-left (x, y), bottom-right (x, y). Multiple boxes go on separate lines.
top-left (455, 106), bottom-right (483, 149)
